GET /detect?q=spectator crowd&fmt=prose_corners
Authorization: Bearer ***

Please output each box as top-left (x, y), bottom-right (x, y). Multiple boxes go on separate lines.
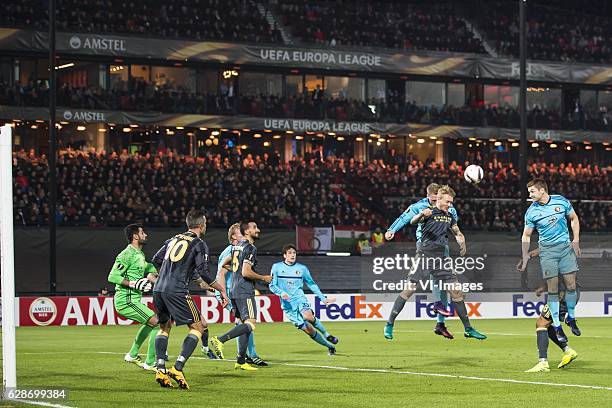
top-left (1, 0), bottom-right (609, 62)
top-left (2, 80), bottom-right (611, 132)
top-left (13, 148), bottom-right (611, 233)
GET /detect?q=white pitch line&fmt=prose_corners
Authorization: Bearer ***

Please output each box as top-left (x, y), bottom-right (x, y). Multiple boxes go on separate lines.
top-left (7, 399), bottom-right (74, 408)
top-left (75, 351), bottom-right (612, 392)
top-left (396, 329), bottom-right (612, 339)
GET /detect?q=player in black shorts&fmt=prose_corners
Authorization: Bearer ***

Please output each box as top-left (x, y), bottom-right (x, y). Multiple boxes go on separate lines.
top-left (209, 221), bottom-right (272, 371)
top-left (409, 185), bottom-right (486, 340)
top-left (521, 249), bottom-right (579, 372)
top-left (151, 209), bottom-right (229, 389)
top-left (384, 185), bottom-right (486, 340)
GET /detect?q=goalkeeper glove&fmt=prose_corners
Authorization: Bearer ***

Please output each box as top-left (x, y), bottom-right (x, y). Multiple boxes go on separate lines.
top-left (129, 278), bottom-right (153, 293)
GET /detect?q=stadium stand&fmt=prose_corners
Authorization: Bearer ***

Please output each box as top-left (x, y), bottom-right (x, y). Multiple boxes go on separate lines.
top-left (13, 148), bottom-right (611, 231)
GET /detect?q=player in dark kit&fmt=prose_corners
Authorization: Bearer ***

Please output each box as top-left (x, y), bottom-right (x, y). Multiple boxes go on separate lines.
top-left (209, 221), bottom-right (272, 371)
top-left (385, 185), bottom-right (486, 340)
top-left (151, 209), bottom-right (229, 389)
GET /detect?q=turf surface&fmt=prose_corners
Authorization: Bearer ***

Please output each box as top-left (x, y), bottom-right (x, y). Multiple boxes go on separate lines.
top-left (2, 318), bottom-right (612, 407)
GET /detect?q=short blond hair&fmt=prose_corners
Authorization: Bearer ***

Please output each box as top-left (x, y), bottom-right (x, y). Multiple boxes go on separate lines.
top-left (426, 183), bottom-right (441, 194)
top-left (227, 223), bottom-right (241, 244)
top-left (437, 185), bottom-right (456, 198)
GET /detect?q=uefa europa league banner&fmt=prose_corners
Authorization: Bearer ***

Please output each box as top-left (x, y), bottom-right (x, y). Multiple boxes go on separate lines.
top-left (1, 28), bottom-right (611, 84)
top-left (16, 292), bottom-right (612, 326)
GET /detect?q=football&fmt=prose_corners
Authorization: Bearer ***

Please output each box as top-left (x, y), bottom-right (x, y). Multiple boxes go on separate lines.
top-left (464, 164), bottom-right (484, 184)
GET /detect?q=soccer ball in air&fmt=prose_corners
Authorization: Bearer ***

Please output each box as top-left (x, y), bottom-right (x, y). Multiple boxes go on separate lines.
top-left (464, 164), bottom-right (484, 184)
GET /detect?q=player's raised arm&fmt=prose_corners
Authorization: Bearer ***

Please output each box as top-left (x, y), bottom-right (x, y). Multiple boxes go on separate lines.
top-left (450, 224), bottom-right (467, 256)
top-left (410, 208), bottom-right (432, 225)
top-left (302, 265), bottom-right (331, 303)
top-left (386, 205), bottom-right (418, 240)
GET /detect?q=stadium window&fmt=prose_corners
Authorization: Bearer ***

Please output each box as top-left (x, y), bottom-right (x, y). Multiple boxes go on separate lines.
top-left (580, 90), bottom-right (597, 111)
top-left (109, 65), bottom-right (128, 91)
top-left (239, 72), bottom-right (282, 97)
top-left (406, 81), bottom-right (444, 107)
top-left (325, 76), bottom-right (365, 100)
top-left (304, 75), bottom-right (324, 94)
top-left (368, 79), bottom-right (386, 101)
top-left (598, 90), bottom-right (612, 110)
top-left (0, 58), bottom-right (14, 84)
top-left (196, 69), bottom-right (218, 94)
top-left (484, 85), bottom-right (518, 108)
top-left (286, 75), bottom-right (303, 97)
top-left (527, 87), bottom-right (561, 111)
top-left (447, 83), bottom-right (465, 107)
top-left (150, 66), bottom-right (196, 92)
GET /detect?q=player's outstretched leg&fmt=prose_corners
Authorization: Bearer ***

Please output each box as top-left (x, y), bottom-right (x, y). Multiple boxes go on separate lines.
top-left (303, 309), bottom-right (338, 345)
top-left (234, 321), bottom-right (258, 371)
top-left (526, 327), bottom-right (550, 373)
top-left (450, 292), bottom-right (486, 340)
top-left (302, 322), bottom-right (335, 355)
top-left (547, 326), bottom-right (578, 368)
top-left (210, 321), bottom-right (253, 360)
top-left (155, 324), bottom-right (173, 388)
top-left (385, 288), bottom-right (414, 340)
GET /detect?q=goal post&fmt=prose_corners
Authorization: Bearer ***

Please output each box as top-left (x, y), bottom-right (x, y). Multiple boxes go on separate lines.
top-left (1, 124), bottom-right (16, 389)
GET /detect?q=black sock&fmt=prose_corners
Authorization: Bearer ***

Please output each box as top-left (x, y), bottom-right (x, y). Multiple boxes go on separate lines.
top-left (201, 327), bottom-right (209, 349)
top-left (174, 333), bottom-right (199, 371)
top-left (547, 325), bottom-right (567, 350)
top-left (537, 329), bottom-right (549, 359)
top-left (237, 332), bottom-right (250, 364)
top-left (452, 301), bottom-right (471, 330)
top-left (387, 296), bottom-right (407, 325)
top-left (155, 334), bottom-right (169, 370)
top-left (218, 323), bottom-right (251, 343)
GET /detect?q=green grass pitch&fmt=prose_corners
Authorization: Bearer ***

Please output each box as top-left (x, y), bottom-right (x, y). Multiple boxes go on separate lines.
top-left (3, 318), bottom-right (612, 407)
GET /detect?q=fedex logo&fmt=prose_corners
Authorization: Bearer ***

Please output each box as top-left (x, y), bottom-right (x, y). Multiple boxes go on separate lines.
top-left (315, 296), bottom-right (383, 320)
top-left (513, 294), bottom-right (547, 317)
top-left (604, 294), bottom-right (612, 315)
top-left (415, 295), bottom-right (481, 318)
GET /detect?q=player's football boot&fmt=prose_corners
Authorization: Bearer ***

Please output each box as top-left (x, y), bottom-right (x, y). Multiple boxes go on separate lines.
top-left (525, 361), bottom-right (550, 373)
top-left (554, 325), bottom-right (568, 343)
top-left (234, 362), bottom-right (258, 371)
top-left (384, 323), bottom-right (394, 340)
top-left (202, 346), bottom-right (218, 359)
top-left (464, 327), bottom-right (487, 340)
top-left (565, 317), bottom-right (581, 336)
top-left (246, 356), bottom-right (269, 367)
top-left (558, 348), bottom-right (578, 369)
top-left (168, 366), bottom-right (189, 389)
top-left (124, 353), bottom-right (143, 366)
top-left (432, 301), bottom-right (451, 317)
top-left (326, 335), bottom-right (339, 344)
top-left (155, 369), bottom-right (174, 388)
top-left (209, 336), bottom-right (225, 359)
top-left (142, 362), bottom-right (156, 372)
top-left (434, 323), bottom-right (454, 339)
top-left (328, 346), bottom-right (336, 356)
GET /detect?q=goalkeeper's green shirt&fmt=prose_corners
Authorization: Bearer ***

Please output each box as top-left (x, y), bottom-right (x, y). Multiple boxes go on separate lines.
top-left (108, 244), bottom-right (157, 301)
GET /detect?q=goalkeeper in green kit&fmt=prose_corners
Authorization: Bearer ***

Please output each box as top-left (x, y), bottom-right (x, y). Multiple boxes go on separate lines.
top-left (108, 223), bottom-right (159, 371)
